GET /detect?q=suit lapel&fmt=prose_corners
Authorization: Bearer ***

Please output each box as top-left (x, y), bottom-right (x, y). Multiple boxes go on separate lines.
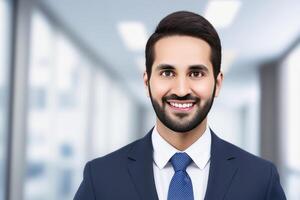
top-left (127, 130), bottom-right (159, 200)
top-left (204, 130), bottom-right (238, 200)
top-left (126, 129), bottom-right (238, 200)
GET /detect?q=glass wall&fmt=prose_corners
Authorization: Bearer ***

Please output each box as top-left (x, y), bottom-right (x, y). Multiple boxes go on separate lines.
top-left (281, 44), bottom-right (300, 199)
top-left (209, 73), bottom-right (260, 155)
top-left (91, 74), bottom-right (135, 157)
top-left (24, 10), bottom-right (139, 200)
top-left (0, 0), bottom-right (12, 199)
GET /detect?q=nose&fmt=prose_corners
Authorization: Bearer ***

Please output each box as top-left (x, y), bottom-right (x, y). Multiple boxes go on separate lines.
top-left (173, 77), bottom-right (191, 97)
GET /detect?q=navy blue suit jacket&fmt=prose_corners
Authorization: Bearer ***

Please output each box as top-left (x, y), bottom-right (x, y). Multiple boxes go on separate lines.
top-left (74, 130), bottom-right (286, 199)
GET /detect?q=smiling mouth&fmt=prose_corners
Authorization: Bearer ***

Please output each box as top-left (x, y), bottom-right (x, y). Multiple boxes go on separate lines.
top-left (166, 101), bottom-right (196, 111)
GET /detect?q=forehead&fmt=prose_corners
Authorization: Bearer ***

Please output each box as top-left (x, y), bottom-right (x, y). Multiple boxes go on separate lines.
top-left (153, 35), bottom-right (213, 71)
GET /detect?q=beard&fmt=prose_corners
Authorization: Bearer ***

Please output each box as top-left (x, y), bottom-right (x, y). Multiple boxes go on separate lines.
top-left (148, 84), bottom-right (216, 133)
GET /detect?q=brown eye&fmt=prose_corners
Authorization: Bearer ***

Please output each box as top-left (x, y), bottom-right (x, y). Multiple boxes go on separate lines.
top-left (161, 71), bottom-right (174, 77)
top-left (190, 71), bottom-right (203, 77)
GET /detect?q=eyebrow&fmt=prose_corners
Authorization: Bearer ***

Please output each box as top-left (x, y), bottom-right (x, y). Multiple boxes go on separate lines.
top-left (189, 64), bottom-right (209, 73)
top-left (155, 63), bottom-right (209, 72)
top-left (155, 64), bottom-right (175, 71)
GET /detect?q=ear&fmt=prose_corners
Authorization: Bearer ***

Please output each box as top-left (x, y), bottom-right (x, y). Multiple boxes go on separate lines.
top-left (214, 71), bottom-right (223, 97)
top-left (143, 71), bottom-right (150, 97)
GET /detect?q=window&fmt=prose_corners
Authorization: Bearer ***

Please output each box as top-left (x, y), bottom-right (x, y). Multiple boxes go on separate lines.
top-left (24, 9), bottom-right (138, 200)
top-left (283, 44), bottom-right (300, 199)
top-left (25, 11), bottom-right (91, 200)
top-left (0, 1), bottom-right (12, 199)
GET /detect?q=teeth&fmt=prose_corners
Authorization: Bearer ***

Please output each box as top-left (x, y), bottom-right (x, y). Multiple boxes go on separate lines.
top-left (170, 102), bottom-right (193, 108)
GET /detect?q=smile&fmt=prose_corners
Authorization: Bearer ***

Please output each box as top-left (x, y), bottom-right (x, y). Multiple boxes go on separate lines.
top-left (170, 102), bottom-right (193, 108)
top-left (166, 101), bottom-right (195, 111)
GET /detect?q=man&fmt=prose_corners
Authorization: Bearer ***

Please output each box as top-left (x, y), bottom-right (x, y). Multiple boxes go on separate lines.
top-left (74, 11), bottom-right (286, 200)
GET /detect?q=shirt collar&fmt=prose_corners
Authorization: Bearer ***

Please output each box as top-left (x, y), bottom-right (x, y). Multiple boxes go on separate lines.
top-left (152, 125), bottom-right (211, 170)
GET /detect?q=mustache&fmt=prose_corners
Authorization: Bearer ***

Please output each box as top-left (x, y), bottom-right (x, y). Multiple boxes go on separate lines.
top-left (162, 94), bottom-right (200, 102)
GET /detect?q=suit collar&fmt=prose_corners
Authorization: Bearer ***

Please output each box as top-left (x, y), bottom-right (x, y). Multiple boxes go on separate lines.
top-left (127, 128), bottom-right (238, 200)
top-left (204, 129), bottom-right (238, 200)
top-left (127, 128), bottom-right (159, 200)
top-left (152, 125), bottom-right (211, 170)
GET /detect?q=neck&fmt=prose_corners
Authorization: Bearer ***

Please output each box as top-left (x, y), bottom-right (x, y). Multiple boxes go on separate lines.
top-left (156, 118), bottom-right (207, 151)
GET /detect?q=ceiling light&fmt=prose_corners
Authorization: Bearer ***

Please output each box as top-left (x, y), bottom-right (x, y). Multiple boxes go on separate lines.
top-left (204, 0), bottom-right (241, 28)
top-left (117, 22), bottom-right (148, 51)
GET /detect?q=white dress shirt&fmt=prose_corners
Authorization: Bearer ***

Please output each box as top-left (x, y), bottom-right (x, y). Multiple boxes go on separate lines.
top-left (152, 125), bottom-right (211, 200)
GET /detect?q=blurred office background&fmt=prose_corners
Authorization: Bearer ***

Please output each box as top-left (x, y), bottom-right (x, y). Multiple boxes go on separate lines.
top-left (0, 0), bottom-right (299, 199)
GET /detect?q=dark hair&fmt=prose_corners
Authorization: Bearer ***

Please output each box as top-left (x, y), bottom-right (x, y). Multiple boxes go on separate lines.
top-left (145, 11), bottom-right (221, 79)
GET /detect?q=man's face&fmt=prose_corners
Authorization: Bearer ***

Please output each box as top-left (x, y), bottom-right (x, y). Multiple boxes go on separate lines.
top-left (144, 35), bottom-right (223, 133)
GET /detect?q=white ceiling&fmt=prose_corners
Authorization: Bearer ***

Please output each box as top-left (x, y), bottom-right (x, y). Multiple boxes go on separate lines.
top-left (39, 0), bottom-right (300, 104)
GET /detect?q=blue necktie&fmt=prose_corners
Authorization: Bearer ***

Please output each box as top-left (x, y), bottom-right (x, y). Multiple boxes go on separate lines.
top-left (168, 152), bottom-right (194, 200)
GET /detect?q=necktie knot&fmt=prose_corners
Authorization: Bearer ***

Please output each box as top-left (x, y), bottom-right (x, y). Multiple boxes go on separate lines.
top-left (170, 152), bottom-right (192, 172)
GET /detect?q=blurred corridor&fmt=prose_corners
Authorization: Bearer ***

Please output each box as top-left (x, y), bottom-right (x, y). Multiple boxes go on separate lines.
top-left (0, 0), bottom-right (299, 199)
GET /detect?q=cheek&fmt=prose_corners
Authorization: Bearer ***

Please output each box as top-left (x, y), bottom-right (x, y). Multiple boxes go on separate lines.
top-left (149, 80), bottom-right (171, 99)
top-left (152, 87), bottom-right (169, 99)
top-left (192, 81), bottom-right (215, 99)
